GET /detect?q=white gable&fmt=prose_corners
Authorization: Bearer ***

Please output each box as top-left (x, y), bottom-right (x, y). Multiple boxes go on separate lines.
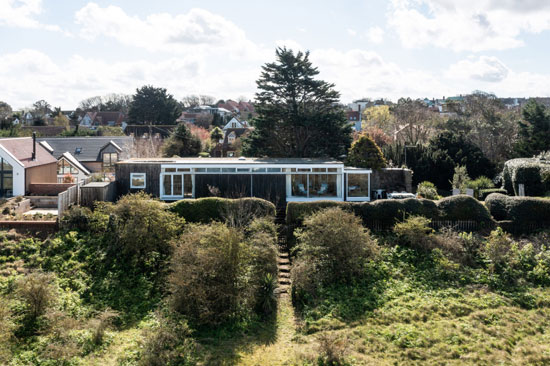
top-left (223, 118), bottom-right (243, 130)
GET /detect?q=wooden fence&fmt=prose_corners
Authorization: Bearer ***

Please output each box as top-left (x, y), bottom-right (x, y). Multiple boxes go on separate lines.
top-left (80, 182), bottom-right (116, 208)
top-left (363, 219), bottom-right (481, 232)
top-left (57, 177), bottom-right (91, 217)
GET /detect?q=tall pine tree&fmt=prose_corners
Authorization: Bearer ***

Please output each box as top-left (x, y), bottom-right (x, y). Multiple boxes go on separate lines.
top-left (243, 48), bottom-right (351, 158)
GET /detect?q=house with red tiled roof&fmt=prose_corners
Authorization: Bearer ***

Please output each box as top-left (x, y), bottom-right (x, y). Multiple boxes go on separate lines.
top-left (0, 136), bottom-right (58, 197)
top-left (80, 111), bottom-right (125, 128)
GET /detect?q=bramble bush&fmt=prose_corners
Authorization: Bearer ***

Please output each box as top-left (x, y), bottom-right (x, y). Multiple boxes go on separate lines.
top-left (291, 208), bottom-right (379, 306)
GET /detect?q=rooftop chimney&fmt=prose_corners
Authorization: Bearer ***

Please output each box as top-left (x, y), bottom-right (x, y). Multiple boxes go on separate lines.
top-left (32, 132), bottom-right (36, 161)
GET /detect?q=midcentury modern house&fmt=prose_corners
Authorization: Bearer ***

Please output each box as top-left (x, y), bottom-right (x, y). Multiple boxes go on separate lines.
top-left (38, 136), bottom-right (133, 174)
top-left (116, 157), bottom-right (372, 203)
top-left (0, 136), bottom-right (57, 197)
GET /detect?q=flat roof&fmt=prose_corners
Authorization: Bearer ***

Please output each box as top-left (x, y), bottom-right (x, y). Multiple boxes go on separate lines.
top-left (117, 157), bottom-right (344, 165)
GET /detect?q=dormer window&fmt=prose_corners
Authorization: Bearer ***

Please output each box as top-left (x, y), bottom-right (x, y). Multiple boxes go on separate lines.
top-left (75, 147), bottom-right (82, 154)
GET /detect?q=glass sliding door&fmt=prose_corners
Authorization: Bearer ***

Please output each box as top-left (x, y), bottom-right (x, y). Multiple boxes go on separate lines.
top-left (161, 173), bottom-right (191, 200)
top-left (346, 173), bottom-right (370, 201)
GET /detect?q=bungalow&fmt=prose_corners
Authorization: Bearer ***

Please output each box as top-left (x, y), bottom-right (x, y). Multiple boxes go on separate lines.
top-left (0, 136), bottom-right (57, 197)
top-left (80, 111), bottom-right (125, 128)
top-left (116, 157), bottom-right (373, 204)
top-left (37, 136), bottom-right (133, 175)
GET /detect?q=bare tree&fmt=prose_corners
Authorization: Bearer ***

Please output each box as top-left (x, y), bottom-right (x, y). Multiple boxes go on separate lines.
top-left (390, 98), bottom-right (443, 145)
top-left (125, 136), bottom-right (163, 158)
top-left (181, 95), bottom-right (200, 109)
top-left (195, 113), bottom-right (213, 129)
top-left (199, 95), bottom-right (215, 106)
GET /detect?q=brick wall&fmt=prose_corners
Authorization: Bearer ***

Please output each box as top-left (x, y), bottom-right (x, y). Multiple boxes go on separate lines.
top-left (28, 183), bottom-right (75, 196)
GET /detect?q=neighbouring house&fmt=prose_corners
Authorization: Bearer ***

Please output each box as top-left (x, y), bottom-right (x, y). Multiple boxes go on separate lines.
top-left (217, 100), bottom-right (255, 117)
top-left (80, 111), bottom-right (126, 128)
top-left (37, 136), bottom-right (133, 175)
top-left (211, 127), bottom-right (251, 157)
top-left (116, 157), bottom-right (375, 204)
top-left (0, 136), bottom-right (58, 197)
top-left (122, 124), bottom-right (175, 138)
top-left (222, 117), bottom-right (249, 131)
top-left (55, 152), bottom-right (91, 183)
top-left (346, 111), bottom-right (362, 132)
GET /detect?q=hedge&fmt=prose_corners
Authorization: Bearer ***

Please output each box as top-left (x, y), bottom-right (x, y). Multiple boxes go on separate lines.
top-left (169, 197), bottom-right (275, 223)
top-left (435, 195), bottom-right (495, 229)
top-left (502, 158), bottom-right (550, 196)
top-left (479, 188), bottom-right (507, 201)
top-left (485, 193), bottom-right (550, 233)
top-left (286, 195), bottom-right (494, 234)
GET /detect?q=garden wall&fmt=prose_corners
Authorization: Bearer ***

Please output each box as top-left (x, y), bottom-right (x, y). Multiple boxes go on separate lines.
top-left (28, 183), bottom-right (75, 196)
top-left (371, 168), bottom-right (413, 193)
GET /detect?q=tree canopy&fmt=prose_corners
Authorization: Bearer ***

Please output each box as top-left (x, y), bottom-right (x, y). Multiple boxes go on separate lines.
top-left (128, 86), bottom-right (181, 125)
top-left (347, 134), bottom-right (387, 169)
top-left (243, 48), bottom-right (351, 158)
top-left (514, 99), bottom-right (550, 157)
top-left (163, 123), bottom-right (201, 157)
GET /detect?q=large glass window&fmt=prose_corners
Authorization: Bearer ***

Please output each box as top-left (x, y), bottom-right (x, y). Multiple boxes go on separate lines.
top-left (102, 152), bottom-right (118, 169)
top-left (184, 175), bottom-right (193, 198)
top-left (57, 160), bottom-right (78, 175)
top-left (291, 174), bottom-right (308, 197)
top-left (1, 159), bottom-right (12, 198)
top-left (347, 174), bottom-right (369, 198)
top-left (309, 174), bottom-right (337, 197)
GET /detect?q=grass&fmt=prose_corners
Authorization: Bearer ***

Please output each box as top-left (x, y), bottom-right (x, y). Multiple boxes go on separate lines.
top-left (3, 226), bottom-right (550, 365)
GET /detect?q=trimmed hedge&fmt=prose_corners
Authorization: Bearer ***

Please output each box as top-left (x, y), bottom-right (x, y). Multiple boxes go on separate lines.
top-left (169, 197), bottom-right (275, 223)
top-left (485, 193), bottom-right (550, 233)
top-left (357, 198), bottom-right (439, 225)
top-left (436, 195), bottom-right (494, 227)
top-left (502, 158), bottom-right (550, 196)
top-left (286, 195), bottom-right (494, 233)
top-left (479, 188), bottom-right (507, 201)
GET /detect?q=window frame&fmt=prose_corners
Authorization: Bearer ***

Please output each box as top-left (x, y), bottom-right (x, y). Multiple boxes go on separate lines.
top-left (130, 172), bottom-right (146, 189)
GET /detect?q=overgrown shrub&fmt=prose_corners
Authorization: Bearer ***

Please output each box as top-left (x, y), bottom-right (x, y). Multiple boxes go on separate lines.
top-left (16, 271), bottom-right (57, 320)
top-left (100, 192), bottom-right (184, 258)
top-left (170, 197), bottom-right (275, 224)
top-left (59, 205), bottom-right (93, 231)
top-left (451, 165), bottom-right (471, 192)
top-left (139, 312), bottom-right (196, 366)
top-left (291, 208), bottom-right (379, 305)
top-left (316, 332), bottom-right (349, 366)
top-left (89, 309), bottom-right (118, 346)
top-left (0, 298), bottom-right (13, 364)
top-left (359, 198), bottom-right (440, 227)
top-left (393, 216), bottom-right (434, 250)
top-left (416, 181), bottom-right (440, 200)
top-left (168, 220), bottom-right (276, 326)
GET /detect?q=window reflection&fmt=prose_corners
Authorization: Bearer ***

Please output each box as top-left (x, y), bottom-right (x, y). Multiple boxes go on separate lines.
top-left (348, 174), bottom-right (369, 197)
top-left (291, 174), bottom-right (308, 197)
top-left (309, 174), bottom-right (337, 197)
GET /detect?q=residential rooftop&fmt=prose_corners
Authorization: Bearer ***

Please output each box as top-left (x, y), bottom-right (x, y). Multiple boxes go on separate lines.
top-left (117, 157), bottom-right (344, 165)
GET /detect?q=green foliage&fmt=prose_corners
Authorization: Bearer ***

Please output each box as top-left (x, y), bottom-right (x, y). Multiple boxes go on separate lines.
top-left (485, 193), bottom-right (550, 233)
top-left (502, 157), bottom-right (550, 196)
top-left (169, 197), bottom-right (275, 224)
top-left (163, 123), bottom-right (202, 157)
top-left (128, 85), bottom-right (182, 125)
top-left (451, 165), bottom-right (471, 191)
top-left (210, 126), bottom-right (223, 142)
top-left (436, 195), bottom-right (495, 227)
top-left (139, 312), bottom-right (196, 366)
top-left (399, 131), bottom-right (495, 190)
top-left (416, 181), bottom-right (440, 200)
top-left (346, 134), bottom-right (387, 169)
top-left (393, 216), bottom-right (434, 250)
top-left (99, 192), bottom-right (184, 258)
top-left (479, 188), bottom-right (507, 200)
top-left (243, 47), bottom-right (352, 158)
top-left (168, 221), bottom-right (277, 327)
top-left (514, 99), bottom-right (550, 157)
top-left (292, 208), bottom-right (379, 307)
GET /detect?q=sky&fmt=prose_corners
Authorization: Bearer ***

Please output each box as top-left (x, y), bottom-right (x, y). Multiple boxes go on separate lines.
top-left (2, 0), bottom-right (550, 109)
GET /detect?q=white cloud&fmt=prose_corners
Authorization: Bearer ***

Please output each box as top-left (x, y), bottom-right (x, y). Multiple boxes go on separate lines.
top-left (387, 0), bottom-right (550, 51)
top-left (447, 56), bottom-right (509, 82)
top-left (365, 26), bottom-right (384, 44)
top-left (275, 39), bottom-right (305, 52)
top-left (74, 3), bottom-right (261, 58)
top-left (0, 0), bottom-right (60, 31)
top-left (310, 49), bottom-right (451, 101)
top-left (347, 28), bottom-right (357, 36)
top-left (0, 49), bottom-right (261, 109)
